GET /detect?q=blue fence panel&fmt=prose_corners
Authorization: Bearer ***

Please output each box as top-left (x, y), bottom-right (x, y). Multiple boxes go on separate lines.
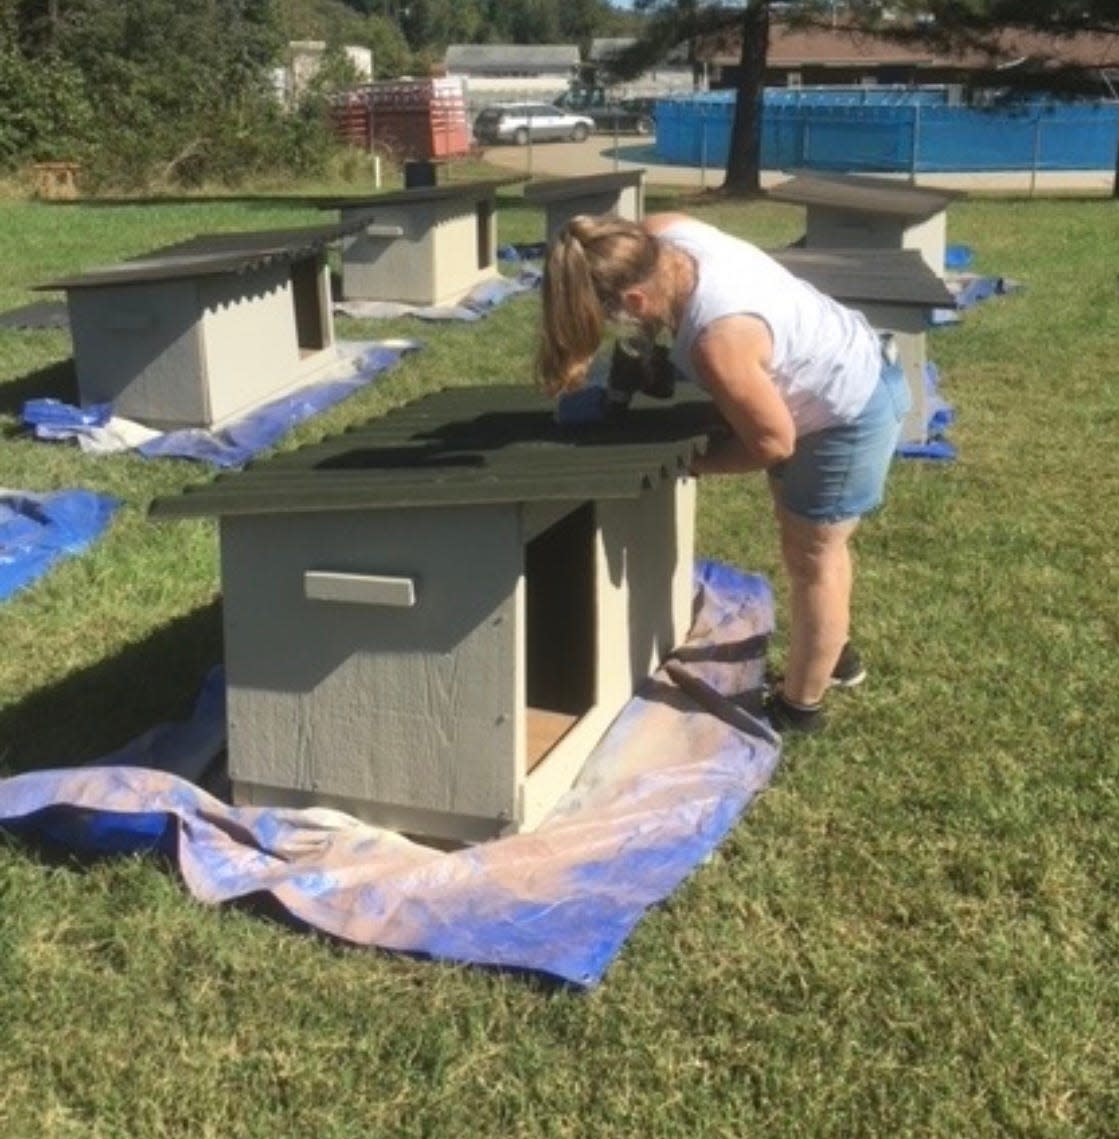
top-left (916, 107), bottom-right (1036, 172)
top-left (802, 108), bottom-right (913, 172)
top-left (1037, 104), bottom-right (1118, 169)
top-left (655, 93), bottom-right (1118, 174)
top-left (763, 106), bottom-right (806, 168)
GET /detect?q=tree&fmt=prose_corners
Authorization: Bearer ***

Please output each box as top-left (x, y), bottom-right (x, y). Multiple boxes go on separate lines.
top-left (0, 0), bottom-right (349, 186)
top-left (273, 0), bottom-right (414, 76)
top-left (611, 1), bottom-right (1119, 197)
top-left (608, 0), bottom-right (800, 195)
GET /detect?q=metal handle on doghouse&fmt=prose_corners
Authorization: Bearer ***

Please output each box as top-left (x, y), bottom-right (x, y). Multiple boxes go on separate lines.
top-left (361, 223), bottom-right (406, 238)
top-left (304, 571), bottom-right (417, 608)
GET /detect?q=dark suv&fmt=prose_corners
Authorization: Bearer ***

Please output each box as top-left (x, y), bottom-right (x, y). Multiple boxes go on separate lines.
top-left (554, 91), bottom-right (657, 136)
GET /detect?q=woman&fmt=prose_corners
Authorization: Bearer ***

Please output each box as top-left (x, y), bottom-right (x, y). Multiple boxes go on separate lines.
top-left (536, 212), bottom-right (910, 734)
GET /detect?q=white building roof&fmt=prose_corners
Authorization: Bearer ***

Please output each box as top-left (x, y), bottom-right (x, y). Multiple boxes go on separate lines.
top-left (445, 44), bottom-right (580, 76)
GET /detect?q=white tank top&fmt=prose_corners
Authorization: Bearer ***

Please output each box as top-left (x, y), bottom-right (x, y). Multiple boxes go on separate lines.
top-left (661, 219), bottom-right (882, 434)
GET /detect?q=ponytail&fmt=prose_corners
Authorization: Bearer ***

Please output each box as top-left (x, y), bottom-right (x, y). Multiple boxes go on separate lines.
top-left (535, 215), bottom-right (660, 397)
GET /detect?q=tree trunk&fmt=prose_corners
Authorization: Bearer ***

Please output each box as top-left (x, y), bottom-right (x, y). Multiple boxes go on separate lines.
top-left (722, 1), bottom-right (770, 195)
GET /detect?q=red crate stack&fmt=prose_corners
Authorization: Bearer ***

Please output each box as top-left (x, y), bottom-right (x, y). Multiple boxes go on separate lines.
top-left (330, 78), bottom-right (471, 160)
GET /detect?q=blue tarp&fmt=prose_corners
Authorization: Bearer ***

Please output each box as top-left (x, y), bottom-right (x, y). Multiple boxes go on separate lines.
top-left (896, 361), bottom-right (957, 462)
top-left (944, 244), bottom-right (974, 272)
top-left (21, 340), bottom-right (418, 468)
top-left (0, 489), bottom-right (119, 601)
top-left (0, 561), bottom-right (781, 987)
top-left (136, 342), bottom-right (415, 467)
top-left (498, 243), bottom-right (548, 264)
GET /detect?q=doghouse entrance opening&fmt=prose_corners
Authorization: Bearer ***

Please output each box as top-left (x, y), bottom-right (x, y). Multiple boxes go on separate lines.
top-left (476, 202), bottom-right (494, 270)
top-left (524, 504), bottom-right (596, 772)
top-left (291, 256), bottom-right (328, 357)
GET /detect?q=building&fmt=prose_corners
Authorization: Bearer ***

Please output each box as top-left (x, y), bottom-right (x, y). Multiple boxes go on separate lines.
top-left (445, 44), bottom-right (580, 108)
top-left (584, 37), bottom-right (697, 96)
top-left (287, 40), bottom-right (373, 104)
top-left (703, 21), bottom-right (1119, 92)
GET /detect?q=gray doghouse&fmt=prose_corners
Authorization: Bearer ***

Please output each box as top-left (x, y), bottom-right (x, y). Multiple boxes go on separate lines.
top-left (769, 173), bottom-right (963, 276)
top-left (320, 178), bottom-right (524, 306)
top-left (152, 384), bottom-right (724, 845)
top-left (772, 247), bottom-right (956, 446)
top-left (38, 221), bottom-right (368, 430)
top-left (524, 169), bottom-right (646, 243)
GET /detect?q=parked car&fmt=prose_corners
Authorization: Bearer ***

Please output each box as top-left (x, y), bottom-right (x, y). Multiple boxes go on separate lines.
top-left (555, 90), bottom-right (658, 136)
top-left (473, 102), bottom-right (595, 146)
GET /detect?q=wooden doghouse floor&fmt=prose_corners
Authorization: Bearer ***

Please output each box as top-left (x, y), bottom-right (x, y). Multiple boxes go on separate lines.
top-left (526, 708), bottom-right (578, 773)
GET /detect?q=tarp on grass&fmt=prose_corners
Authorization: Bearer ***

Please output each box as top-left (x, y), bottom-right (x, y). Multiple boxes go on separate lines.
top-left (21, 340), bottom-right (419, 468)
top-left (0, 489), bottom-right (119, 601)
top-left (896, 361), bottom-right (957, 462)
top-left (930, 246), bottom-right (1025, 326)
top-left (0, 561), bottom-right (780, 988)
top-left (333, 269), bottom-right (541, 322)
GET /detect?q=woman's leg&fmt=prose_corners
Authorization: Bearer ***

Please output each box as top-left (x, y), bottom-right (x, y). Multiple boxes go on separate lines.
top-left (772, 495), bottom-right (859, 708)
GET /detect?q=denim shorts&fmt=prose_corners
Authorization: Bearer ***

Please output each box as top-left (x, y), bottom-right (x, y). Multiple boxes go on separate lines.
top-left (768, 362), bottom-right (911, 524)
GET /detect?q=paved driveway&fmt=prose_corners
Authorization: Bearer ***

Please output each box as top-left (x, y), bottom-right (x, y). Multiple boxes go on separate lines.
top-left (480, 136), bottom-right (1113, 195)
top-left (479, 136), bottom-right (728, 190)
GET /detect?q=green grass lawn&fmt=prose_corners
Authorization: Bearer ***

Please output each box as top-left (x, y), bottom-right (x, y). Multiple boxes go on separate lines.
top-left (1, 178), bottom-right (1118, 1139)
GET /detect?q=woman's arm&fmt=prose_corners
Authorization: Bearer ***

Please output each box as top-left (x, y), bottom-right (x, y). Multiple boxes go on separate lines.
top-left (689, 314), bottom-right (796, 474)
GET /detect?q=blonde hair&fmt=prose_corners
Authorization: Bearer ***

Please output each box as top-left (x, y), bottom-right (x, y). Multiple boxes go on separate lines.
top-left (535, 214), bottom-right (660, 396)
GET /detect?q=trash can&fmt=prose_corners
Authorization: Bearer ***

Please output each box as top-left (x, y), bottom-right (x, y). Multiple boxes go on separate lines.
top-left (404, 160), bottom-right (438, 189)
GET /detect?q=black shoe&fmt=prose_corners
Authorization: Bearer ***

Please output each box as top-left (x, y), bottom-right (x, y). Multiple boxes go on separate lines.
top-left (829, 642), bottom-right (866, 689)
top-left (764, 690), bottom-right (826, 735)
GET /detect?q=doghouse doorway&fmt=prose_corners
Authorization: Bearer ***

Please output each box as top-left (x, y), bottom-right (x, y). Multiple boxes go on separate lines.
top-left (524, 504), bottom-right (596, 772)
top-left (291, 256), bottom-right (328, 356)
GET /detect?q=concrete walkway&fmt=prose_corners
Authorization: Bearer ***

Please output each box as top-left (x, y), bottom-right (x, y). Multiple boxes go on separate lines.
top-left (481, 136), bottom-right (1115, 196)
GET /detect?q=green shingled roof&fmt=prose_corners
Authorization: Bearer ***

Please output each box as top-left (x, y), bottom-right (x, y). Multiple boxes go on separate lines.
top-left (150, 384), bottom-right (727, 520)
top-left (523, 170), bottom-right (646, 204)
top-left (768, 172), bottom-right (964, 221)
top-left (773, 247), bottom-right (956, 308)
top-left (38, 218), bottom-right (373, 291)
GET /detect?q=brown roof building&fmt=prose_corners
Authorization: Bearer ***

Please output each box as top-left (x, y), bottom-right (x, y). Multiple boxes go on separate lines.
top-left (702, 22), bottom-right (1119, 90)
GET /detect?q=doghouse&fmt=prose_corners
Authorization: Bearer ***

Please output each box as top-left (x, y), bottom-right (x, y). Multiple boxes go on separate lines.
top-left (524, 169), bottom-right (646, 243)
top-left (772, 247), bottom-right (956, 445)
top-left (769, 173), bottom-right (963, 276)
top-left (319, 178), bottom-right (524, 306)
top-left (151, 384), bottom-right (725, 844)
top-left (38, 220), bottom-right (369, 430)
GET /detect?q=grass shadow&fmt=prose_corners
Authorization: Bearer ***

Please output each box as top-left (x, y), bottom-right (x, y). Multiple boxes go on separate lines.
top-left (0, 357), bottom-right (78, 418)
top-left (0, 600), bottom-right (222, 776)
top-left (43, 194), bottom-right (326, 211)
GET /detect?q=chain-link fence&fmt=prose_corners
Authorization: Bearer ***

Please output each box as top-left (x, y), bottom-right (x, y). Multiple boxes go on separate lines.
top-left (657, 92), bottom-right (1119, 190)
